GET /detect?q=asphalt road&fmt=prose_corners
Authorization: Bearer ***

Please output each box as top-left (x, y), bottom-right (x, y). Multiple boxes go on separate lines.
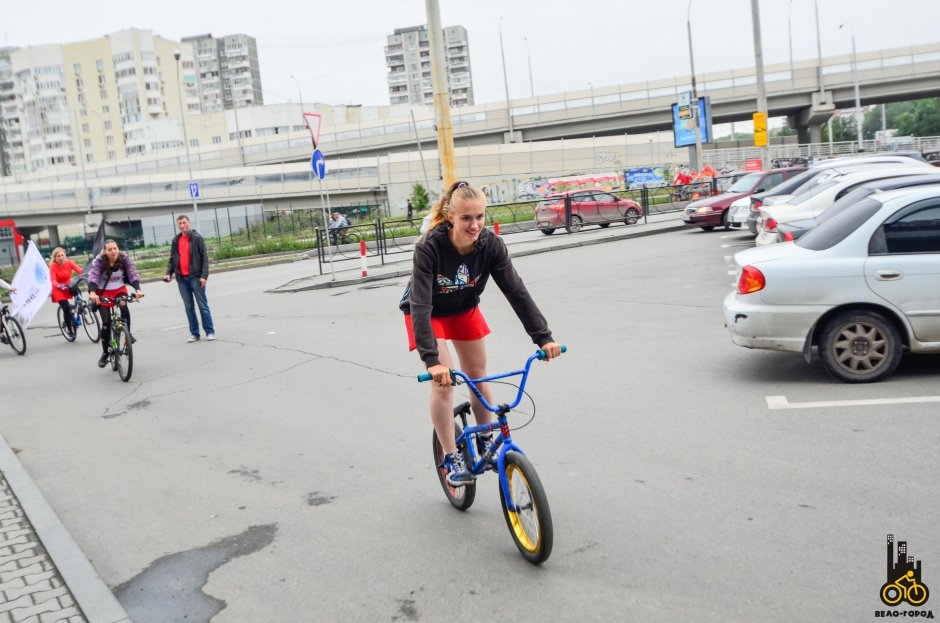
top-left (1, 228), bottom-right (938, 622)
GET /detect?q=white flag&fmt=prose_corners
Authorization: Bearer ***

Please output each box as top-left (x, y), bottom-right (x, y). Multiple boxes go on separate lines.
top-left (10, 241), bottom-right (52, 328)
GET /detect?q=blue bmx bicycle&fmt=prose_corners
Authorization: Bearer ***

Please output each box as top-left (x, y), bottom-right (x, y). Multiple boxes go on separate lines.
top-left (419, 346), bottom-right (566, 565)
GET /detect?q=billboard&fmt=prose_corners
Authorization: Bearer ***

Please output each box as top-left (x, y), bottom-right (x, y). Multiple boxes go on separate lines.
top-left (671, 97), bottom-right (712, 148)
top-left (625, 167), bottom-right (667, 188)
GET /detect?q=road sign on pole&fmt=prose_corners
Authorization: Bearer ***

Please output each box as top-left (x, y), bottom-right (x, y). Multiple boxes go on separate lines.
top-left (189, 182), bottom-right (200, 199)
top-left (311, 149), bottom-right (327, 180)
top-left (753, 112), bottom-right (768, 147)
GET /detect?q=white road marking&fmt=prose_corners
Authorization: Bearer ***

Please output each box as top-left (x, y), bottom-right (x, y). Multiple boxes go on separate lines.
top-left (721, 243), bottom-right (752, 248)
top-left (727, 270), bottom-right (736, 275)
top-left (766, 395), bottom-right (940, 410)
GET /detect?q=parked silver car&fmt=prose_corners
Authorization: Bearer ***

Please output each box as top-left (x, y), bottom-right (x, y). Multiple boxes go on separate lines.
top-left (723, 185), bottom-right (940, 382)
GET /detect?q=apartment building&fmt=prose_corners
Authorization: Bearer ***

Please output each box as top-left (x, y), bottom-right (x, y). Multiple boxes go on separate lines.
top-left (385, 24), bottom-right (474, 107)
top-left (0, 29), bottom-right (236, 176)
top-left (181, 33), bottom-right (263, 112)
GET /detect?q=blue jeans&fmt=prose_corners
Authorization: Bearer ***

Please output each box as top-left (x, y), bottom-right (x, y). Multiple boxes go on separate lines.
top-left (177, 276), bottom-right (214, 336)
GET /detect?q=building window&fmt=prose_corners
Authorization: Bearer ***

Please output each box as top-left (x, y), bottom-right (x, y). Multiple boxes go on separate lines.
top-left (107, 150), bottom-right (116, 160)
top-left (102, 105), bottom-right (110, 113)
top-left (212, 136), bottom-right (222, 144)
top-left (104, 120), bottom-right (112, 130)
top-left (106, 136), bottom-right (114, 145)
top-left (96, 59), bottom-right (104, 72)
top-left (84, 138), bottom-right (91, 148)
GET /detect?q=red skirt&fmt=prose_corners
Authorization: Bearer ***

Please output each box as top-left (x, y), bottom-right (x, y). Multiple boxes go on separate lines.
top-left (405, 307), bottom-right (490, 351)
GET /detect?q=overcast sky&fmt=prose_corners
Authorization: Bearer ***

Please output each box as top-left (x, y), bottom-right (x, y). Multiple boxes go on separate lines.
top-left (4, 0), bottom-right (939, 108)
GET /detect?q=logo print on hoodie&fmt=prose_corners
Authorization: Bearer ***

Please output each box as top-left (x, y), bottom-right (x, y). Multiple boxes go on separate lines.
top-left (436, 263), bottom-right (477, 293)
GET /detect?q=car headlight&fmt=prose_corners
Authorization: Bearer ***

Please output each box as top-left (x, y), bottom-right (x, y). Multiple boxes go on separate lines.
top-left (695, 206), bottom-right (713, 214)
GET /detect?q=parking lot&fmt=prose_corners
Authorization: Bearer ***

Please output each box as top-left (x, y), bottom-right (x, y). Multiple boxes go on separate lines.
top-left (1, 226), bottom-right (938, 622)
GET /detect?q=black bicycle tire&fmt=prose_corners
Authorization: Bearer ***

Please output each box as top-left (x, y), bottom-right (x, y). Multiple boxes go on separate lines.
top-left (115, 325), bottom-right (133, 382)
top-left (498, 451), bottom-right (553, 564)
top-left (81, 303), bottom-right (101, 343)
top-left (3, 313), bottom-right (26, 355)
top-left (431, 424), bottom-right (476, 511)
top-left (57, 306), bottom-right (76, 342)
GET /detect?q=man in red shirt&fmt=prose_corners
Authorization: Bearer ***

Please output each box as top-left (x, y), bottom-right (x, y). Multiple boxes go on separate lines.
top-left (163, 215), bottom-right (215, 342)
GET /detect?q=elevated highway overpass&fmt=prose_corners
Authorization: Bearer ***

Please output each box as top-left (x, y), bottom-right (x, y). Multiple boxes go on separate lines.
top-left (2, 43), bottom-right (939, 237)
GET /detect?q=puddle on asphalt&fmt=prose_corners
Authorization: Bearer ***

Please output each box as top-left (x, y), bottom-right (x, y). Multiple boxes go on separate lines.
top-left (114, 523), bottom-right (277, 622)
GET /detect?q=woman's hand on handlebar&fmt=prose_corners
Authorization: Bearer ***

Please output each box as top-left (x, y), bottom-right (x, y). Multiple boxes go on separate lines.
top-left (134, 290), bottom-right (144, 301)
top-left (427, 364), bottom-right (451, 387)
top-left (539, 341), bottom-right (562, 361)
top-left (89, 292), bottom-right (99, 305)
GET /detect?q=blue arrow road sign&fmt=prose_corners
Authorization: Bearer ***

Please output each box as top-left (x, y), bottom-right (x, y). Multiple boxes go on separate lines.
top-left (189, 182), bottom-right (200, 199)
top-left (311, 149), bottom-right (326, 180)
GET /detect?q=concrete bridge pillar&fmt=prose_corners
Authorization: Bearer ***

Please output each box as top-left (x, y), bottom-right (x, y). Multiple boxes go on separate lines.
top-left (791, 90), bottom-right (834, 148)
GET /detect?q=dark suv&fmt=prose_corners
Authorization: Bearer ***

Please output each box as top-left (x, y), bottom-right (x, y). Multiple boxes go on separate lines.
top-left (681, 168), bottom-right (805, 231)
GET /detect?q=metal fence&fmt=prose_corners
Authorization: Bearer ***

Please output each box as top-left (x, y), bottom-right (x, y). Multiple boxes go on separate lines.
top-left (307, 178), bottom-right (740, 275)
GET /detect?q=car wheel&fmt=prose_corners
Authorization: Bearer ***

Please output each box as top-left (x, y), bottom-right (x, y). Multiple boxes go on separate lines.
top-left (624, 208), bottom-right (640, 225)
top-left (700, 226), bottom-right (715, 232)
top-left (818, 310), bottom-right (903, 383)
top-left (720, 210), bottom-right (731, 231)
top-left (540, 228), bottom-right (555, 235)
top-left (566, 215), bottom-right (583, 234)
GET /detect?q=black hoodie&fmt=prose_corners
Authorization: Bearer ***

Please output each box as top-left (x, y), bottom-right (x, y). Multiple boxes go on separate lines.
top-left (399, 224), bottom-right (553, 368)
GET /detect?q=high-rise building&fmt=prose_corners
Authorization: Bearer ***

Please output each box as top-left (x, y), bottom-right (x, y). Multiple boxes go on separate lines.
top-left (385, 25), bottom-right (474, 107)
top-left (0, 28), bottom-right (251, 175)
top-left (0, 48), bottom-right (15, 177)
top-left (181, 33), bottom-right (263, 112)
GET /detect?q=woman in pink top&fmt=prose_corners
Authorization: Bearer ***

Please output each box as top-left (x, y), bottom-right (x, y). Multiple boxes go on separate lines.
top-left (48, 247), bottom-right (83, 337)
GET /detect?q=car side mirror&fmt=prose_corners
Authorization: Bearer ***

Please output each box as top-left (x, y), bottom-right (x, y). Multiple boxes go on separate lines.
top-left (754, 187), bottom-right (765, 193)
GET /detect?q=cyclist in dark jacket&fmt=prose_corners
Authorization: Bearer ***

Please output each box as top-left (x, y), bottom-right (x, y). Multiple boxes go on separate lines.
top-left (400, 181), bottom-right (561, 486)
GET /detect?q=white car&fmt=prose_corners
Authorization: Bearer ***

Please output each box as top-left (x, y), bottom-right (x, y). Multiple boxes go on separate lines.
top-left (727, 197), bottom-right (751, 229)
top-left (754, 167), bottom-right (935, 246)
top-left (723, 185), bottom-right (940, 383)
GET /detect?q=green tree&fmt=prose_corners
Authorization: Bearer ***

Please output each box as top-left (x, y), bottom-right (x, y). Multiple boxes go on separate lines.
top-left (822, 115), bottom-right (857, 143)
top-left (895, 98), bottom-right (940, 137)
top-left (860, 98), bottom-right (940, 139)
top-left (410, 183), bottom-right (430, 212)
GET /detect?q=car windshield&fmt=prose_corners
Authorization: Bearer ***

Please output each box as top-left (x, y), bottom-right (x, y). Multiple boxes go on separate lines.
top-left (787, 179), bottom-right (840, 204)
top-left (728, 172), bottom-right (764, 193)
top-left (796, 197), bottom-right (883, 251)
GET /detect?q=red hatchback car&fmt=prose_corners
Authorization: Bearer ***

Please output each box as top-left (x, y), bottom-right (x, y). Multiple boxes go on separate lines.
top-left (534, 189), bottom-right (643, 235)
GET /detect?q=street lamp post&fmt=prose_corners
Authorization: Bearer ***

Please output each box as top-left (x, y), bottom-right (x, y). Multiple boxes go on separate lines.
top-left (65, 90), bottom-right (92, 216)
top-left (290, 74), bottom-right (305, 120)
top-left (788, 0), bottom-right (794, 85)
top-left (173, 50), bottom-right (199, 229)
top-left (686, 0), bottom-right (703, 172)
top-left (839, 22), bottom-right (864, 151)
top-left (524, 37), bottom-right (534, 98)
top-left (498, 18), bottom-right (515, 143)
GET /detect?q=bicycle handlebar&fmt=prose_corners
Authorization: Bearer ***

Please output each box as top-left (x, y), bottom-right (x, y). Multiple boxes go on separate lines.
top-left (95, 294), bottom-right (143, 305)
top-left (416, 346), bottom-right (566, 383)
top-left (416, 345), bottom-right (566, 413)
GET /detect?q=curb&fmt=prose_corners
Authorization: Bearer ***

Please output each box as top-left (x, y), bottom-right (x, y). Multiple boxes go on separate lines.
top-left (0, 435), bottom-right (131, 623)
